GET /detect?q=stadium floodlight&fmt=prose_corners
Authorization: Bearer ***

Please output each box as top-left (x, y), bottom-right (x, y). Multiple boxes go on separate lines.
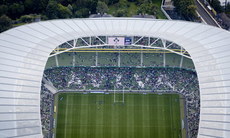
top-left (0, 18), bottom-right (230, 137)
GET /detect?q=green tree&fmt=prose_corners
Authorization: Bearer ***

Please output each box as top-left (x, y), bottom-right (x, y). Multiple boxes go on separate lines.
top-left (209, 0), bottom-right (223, 13)
top-left (74, 0), bottom-right (90, 8)
top-left (96, 1), bottom-right (109, 14)
top-left (100, 0), bottom-right (109, 5)
top-left (8, 3), bottom-right (25, 19)
top-left (88, 0), bottom-right (98, 13)
top-left (115, 8), bottom-right (128, 17)
top-left (46, 0), bottom-right (59, 19)
top-left (74, 8), bottom-right (90, 18)
top-left (226, 3), bottom-right (230, 13)
top-left (24, 0), bottom-right (47, 14)
top-left (57, 0), bottom-right (74, 6)
top-left (173, 0), bottom-right (197, 20)
top-left (67, 4), bottom-right (73, 12)
top-left (19, 15), bottom-right (33, 23)
top-left (71, 0), bottom-right (96, 14)
top-left (187, 5), bottom-right (197, 18)
top-left (0, 5), bottom-right (8, 16)
top-left (0, 15), bottom-right (12, 32)
top-left (137, 2), bottom-right (159, 15)
top-left (24, 0), bottom-right (33, 13)
top-left (117, 1), bottom-right (129, 8)
top-left (57, 4), bottom-right (72, 18)
top-left (19, 14), bottom-right (41, 23)
top-left (108, 0), bottom-right (119, 5)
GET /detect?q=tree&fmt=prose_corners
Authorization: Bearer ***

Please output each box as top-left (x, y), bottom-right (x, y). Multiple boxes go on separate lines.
top-left (209, 0), bottom-right (223, 13)
top-left (8, 3), bottom-right (25, 19)
top-left (100, 0), bottom-right (109, 5)
top-left (96, 1), bottom-right (109, 14)
top-left (72, 0), bottom-right (97, 14)
top-left (19, 14), bottom-right (41, 23)
top-left (0, 5), bottom-right (8, 16)
top-left (226, 3), bottom-right (230, 13)
top-left (57, 0), bottom-right (74, 6)
top-left (67, 4), bottom-right (73, 12)
top-left (24, 0), bottom-right (47, 14)
top-left (186, 5), bottom-right (197, 18)
top-left (74, 0), bottom-right (90, 8)
top-left (86, 0), bottom-right (98, 14)
top-left (108, 0), bottom-right (119, 5)
top-left (117, 1), bottom-right (129, 8)
top-left (19, 15), bottom-right (33, 23)
top-left (46, 0), bottom-right (59, 19)
top-left (0, 15), bottom-right (12, 33)
top-left (115, 8), bottom-right (128, 17)
top-left (57, 4), bottom-right (72, 18)
top-left (74, 8), bottom-right (90, 18)
top-left (173, 0), bottom-right (197, 20)
top-left (24, 0), bottom-right (33, 13)
top-left (137, 2), bottom-right (159, 15)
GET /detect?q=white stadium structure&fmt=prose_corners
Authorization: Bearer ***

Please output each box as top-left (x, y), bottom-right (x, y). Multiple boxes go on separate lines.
top-left (0, 18), bottom-right (230, 138)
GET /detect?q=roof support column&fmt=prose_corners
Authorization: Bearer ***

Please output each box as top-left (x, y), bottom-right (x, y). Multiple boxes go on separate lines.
top-left (162, 39), bottom-right (166, 67)
top-left (73, 53), bottom-right (75, 66)
top-left (55, 46), bottom-right (59, 67)
top-left (55, 55), bottom-right (59, 67)
top-left (96, 46), bottom-right (98, 66)
top-left (141, 47), bottom-right (143, 66)
top-left (118, 50), bottom-right (121, 67)
top-left (180, 47), bottom-right (184, 68)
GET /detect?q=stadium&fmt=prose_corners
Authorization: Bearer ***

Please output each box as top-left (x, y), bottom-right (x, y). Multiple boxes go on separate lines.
top-left (0, 18), bottom-right (230, 138)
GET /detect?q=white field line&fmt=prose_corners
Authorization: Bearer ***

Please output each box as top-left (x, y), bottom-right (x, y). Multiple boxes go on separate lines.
top-left (63, 124), bottom-right (171, 127)
top-left (64, 96), bottom-right (69, 138)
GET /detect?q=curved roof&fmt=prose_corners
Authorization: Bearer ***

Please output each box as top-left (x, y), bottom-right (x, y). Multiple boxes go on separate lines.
top-left (0, 18), bottom-right (230, 138)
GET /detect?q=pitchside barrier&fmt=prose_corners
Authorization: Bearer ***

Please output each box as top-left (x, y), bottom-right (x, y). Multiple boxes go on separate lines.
top-left (45, 65), bottom-right (196, 72)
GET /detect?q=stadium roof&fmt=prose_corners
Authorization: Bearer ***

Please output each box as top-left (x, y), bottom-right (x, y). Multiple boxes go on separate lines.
top-left (0, 18), bottom-right (230, 138)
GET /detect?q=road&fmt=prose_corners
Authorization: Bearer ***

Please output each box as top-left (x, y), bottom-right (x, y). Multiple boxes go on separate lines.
top-left (195, 0), bottom-right (220, 27)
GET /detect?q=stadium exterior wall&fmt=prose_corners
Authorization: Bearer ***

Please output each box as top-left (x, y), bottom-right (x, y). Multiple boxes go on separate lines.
top-left (0, 18), bottom-right (230, 138)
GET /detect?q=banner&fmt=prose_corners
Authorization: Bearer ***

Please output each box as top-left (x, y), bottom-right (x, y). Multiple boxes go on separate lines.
top-left (125, 37), bottom-right (132, 45)
top-left (108, 37), bottom-right (125, 45)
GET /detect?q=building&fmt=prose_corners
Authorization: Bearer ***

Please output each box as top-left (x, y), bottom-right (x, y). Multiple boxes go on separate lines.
top-left (0, 18), bottom-right (230, 137)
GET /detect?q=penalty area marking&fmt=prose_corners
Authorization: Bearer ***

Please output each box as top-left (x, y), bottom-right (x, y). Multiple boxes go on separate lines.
top-left (113, 87), bottom-right (125, 103)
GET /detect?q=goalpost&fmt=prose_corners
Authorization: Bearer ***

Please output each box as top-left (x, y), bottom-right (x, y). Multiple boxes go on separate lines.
top-left (114, 86), bottom-right (125, 103)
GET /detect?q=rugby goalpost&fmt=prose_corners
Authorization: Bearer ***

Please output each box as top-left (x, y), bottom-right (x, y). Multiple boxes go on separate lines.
top-left (114, 86), bottom-right (125, 103)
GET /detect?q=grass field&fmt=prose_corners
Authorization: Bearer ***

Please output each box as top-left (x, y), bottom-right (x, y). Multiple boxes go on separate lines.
top-left (55, 93), bottom-right (182, 138)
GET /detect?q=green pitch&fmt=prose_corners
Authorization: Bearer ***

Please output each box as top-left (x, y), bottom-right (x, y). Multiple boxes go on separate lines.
top-left (55, 93), bottom-right (182, 138)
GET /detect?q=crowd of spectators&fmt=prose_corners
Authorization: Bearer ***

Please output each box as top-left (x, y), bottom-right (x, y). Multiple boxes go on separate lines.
top-left (40, 81), bottom-right (54, 138)
top-left (42, 66), bottom-right (199, 138)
